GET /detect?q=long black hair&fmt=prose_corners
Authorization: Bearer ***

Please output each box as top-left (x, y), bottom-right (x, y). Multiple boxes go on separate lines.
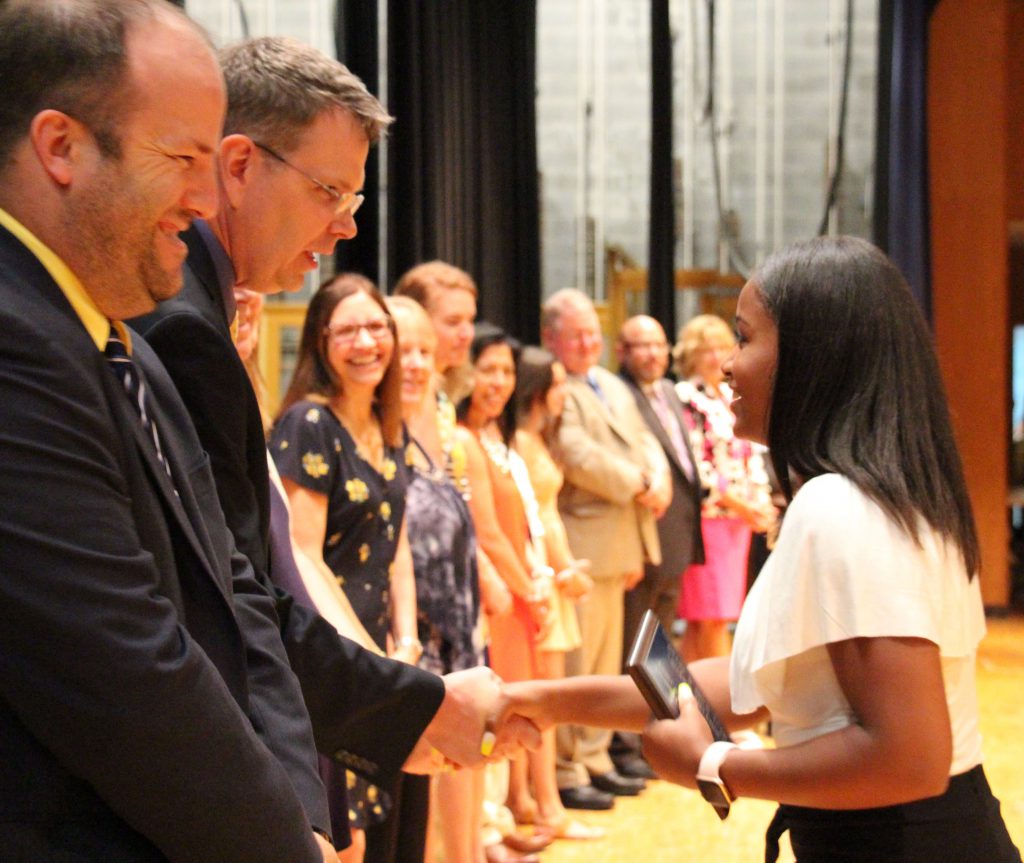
top-left (757, 235), bottom-right (979, 576)
top-left (456, 322), bottom-right (521, 447)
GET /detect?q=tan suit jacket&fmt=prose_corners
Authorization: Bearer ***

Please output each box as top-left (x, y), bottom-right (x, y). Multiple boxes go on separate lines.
top-left (555, 365), bottom-right (665, 579)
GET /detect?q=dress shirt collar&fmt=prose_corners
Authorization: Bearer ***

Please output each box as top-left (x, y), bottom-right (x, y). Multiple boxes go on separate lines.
top-left (0, 205), bottom-right (129, 353)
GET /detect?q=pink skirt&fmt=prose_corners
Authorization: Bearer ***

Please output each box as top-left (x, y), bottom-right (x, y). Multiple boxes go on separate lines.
top-left (677, 517), bottom-right (751, 621)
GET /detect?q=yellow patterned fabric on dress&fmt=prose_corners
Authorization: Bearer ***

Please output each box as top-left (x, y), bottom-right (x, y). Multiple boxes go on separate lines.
top-left (302, 452), bottom-right (329, 478)
top-left (345, 478), bottom-right (369, 502)
top-left (270, 398), bottom-right (407, 832)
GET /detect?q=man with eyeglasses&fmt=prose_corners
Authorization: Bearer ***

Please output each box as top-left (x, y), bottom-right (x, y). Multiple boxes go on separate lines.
top-left (540, 289), bottom-right (671, 810)
top-left (131, 34), bottom-right (531, 856)
top-left (612, 314), bottom-right (705, 780)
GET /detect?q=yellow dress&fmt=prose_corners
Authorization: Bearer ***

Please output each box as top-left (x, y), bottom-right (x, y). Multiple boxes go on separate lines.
top-left (515, 431), bottom-right (582, 653)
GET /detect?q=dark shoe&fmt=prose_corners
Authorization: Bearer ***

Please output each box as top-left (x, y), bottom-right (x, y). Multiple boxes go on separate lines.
top-left (558, 785), bottom-right (615, 810)
top-left (589, 769), bottom-right (645, 796)
top-left (614, 754), bottom-right (657, 780)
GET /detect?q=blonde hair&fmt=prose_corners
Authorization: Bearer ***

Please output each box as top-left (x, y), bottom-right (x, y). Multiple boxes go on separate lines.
top-left (392, 260), bottom-right (478, 312)
top-left (386, 295), bottom-right (437, 350)
top-left (673, 314), bottom-right (735, 379)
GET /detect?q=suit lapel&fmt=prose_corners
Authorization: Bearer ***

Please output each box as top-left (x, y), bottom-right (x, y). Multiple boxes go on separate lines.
top-left (181, 225), bottom-right (233, 336)
top-left (662, 381), bottom-right (703, 495)
top-left (636, 382), bottom-right (684, 475)
top-left (588, 368), bottom-right (637, 444)
top-left (621, 371), bottom-right (701, 492)
top-left (1, 226), bottom-right (231, 605)
top-left (98, 355), bottom-right (225, 598)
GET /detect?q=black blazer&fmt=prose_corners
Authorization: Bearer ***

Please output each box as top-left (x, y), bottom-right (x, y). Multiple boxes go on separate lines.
top-left (0, 226), bottom-right (323, 862)
top-left (131, 226), bottom-right (444, 793)
top-left (620, 369), bottom-right (705, 581)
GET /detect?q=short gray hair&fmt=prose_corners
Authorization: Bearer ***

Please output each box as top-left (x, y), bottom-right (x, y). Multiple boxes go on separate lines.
top-left (540, 287), bottom-right (594, 334)
top-left (218, 36), bottom-right (393, 152)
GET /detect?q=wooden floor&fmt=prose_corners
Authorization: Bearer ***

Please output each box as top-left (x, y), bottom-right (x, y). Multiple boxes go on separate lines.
top-left (536, 615), bottom-right (1024, 863)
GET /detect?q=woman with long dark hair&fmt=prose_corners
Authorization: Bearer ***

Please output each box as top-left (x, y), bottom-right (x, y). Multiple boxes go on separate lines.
top-left (510, 346), bottom-right (600, 840)
top-left (502, 237), bottom-right (1020, 862)
top-left (457, 325), bottom-right (569, 852)
top-left (456, 324), bottom-right (552, 667)
top-left (270, 273), bottom-right (419, 863)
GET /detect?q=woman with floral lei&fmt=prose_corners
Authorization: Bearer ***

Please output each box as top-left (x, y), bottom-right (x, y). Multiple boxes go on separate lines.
top-left (673, 314), bottom-right (776, 662)
top-left (271, 273), bottom-right (418, 863)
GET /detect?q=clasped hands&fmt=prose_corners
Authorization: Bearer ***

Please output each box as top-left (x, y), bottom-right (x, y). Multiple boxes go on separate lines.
top-left (460, 674), bottom-right (724, 790)
top-left (404, 667), bottom-right (544, 774)
top-left (404, 666), bottom-right (727, 783)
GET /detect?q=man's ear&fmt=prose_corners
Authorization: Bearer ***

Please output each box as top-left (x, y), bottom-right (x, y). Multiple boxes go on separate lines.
top-left (218, 134), bottom-right (258, 208)
top-left (29, 110), bottom-right (89, 187)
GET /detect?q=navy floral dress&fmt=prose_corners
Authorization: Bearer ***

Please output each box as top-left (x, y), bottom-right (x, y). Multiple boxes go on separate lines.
top-left (405, 437), bottom-right (482, 675)
top-left (270, 398), bottom-right (407, 830)
top-left (271, 399), bottom-right (406, 648)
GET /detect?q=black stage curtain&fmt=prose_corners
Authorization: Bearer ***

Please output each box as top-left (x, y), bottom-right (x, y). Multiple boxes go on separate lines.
top-left (387, 1), bottom-right (541, 343)
top-left (335, 0), bottom-right (383, 286)
top-left (874, 0), bottom-right (940, 320)
top-left (649, 0), bottom-right (675, 337)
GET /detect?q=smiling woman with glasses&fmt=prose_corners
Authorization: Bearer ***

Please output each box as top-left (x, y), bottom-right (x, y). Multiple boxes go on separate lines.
top-left (254, 140), bottom-right (365, 216)
top-left (324, 316), bottom-right (393, 345)
top-left (270, 272), bottom-right (416, 859)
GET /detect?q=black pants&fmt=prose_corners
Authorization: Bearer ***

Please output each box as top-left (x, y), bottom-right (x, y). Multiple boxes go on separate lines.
top-left (365, 773), bottom-right (429, 863)
top-left (765, 765), bottom-right (1021, 863)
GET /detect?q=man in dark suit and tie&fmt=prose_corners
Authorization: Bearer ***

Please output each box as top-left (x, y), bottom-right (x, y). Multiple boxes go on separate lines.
top-left (0, 2), bottom-right (331, 859)
top-left (129, 34), bottom-right (531, 855)
top-left (612, 314), bottom-right (705, 777)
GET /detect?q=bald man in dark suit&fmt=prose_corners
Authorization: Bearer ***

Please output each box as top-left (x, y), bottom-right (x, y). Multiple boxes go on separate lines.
top-left (612, 315), bottom-right (705, 778)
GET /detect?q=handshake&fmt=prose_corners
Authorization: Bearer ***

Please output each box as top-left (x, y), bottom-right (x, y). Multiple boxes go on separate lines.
top-left (406, 667), bottom-right (552, 772)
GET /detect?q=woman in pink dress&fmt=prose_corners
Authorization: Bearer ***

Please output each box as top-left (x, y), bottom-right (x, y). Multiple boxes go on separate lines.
top-left (674, 315), bottom-right (775, 662)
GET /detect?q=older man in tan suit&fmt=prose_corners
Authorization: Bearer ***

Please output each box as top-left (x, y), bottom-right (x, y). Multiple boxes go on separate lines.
top-left (542, 289), bottom-right (671, 810)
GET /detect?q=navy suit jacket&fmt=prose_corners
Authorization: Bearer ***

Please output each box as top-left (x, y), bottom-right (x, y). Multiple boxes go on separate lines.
top-left (619, 369), bottom-right (705, 580)
top-left (130, 227), bottom-right (445, 823)
top-left (0, 225), bottom-right (324, 862)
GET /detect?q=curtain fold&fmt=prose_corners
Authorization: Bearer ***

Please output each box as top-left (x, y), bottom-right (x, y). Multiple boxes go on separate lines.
top-left (649, 0), bottom-right (675, 336)
top-left (335, 0), bottom-right (382, 286)
top-left (387, 1), bottom-right (541, 342)
top-left (873, 0), bottom-right (940, 321)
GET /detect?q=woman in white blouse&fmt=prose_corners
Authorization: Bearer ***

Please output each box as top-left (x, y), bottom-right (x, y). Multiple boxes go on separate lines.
top-left (500, 236), bottom-right (1020, 862)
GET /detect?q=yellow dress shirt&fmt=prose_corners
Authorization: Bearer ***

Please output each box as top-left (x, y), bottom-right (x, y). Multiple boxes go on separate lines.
top-left (0, 206), bottom-right (130, 350)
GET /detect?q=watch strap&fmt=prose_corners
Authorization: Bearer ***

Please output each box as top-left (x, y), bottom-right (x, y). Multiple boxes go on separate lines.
top-left (696, 740), bottom-right (738, 789)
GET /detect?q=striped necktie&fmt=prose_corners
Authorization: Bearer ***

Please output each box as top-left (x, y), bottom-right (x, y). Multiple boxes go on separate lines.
top-left (105, 330), bottom-right (174, 482)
